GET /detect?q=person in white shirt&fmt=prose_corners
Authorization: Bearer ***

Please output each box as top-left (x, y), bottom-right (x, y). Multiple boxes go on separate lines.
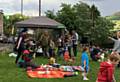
top-left (72, 30), bottom-right (79, 57)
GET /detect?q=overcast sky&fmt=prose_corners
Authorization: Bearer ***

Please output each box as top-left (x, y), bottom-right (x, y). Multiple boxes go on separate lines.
top-left (0, 0), bottom-right (120, 16)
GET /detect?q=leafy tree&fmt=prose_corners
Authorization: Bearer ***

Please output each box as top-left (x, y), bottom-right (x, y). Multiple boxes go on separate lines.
top-left (3, 14), bottom-right (29, 36)
top-left (57, 3), bottom-right (76, 31)
top-left (90, 4), bottom-right (100, 19)
top-left (45, 1), bottom-right (114, 46)
top-left (90, 17), bottom-right (114, 45)
top-left (45, 10), bottom-right (56, 19)
top-left (73, 2), bottom-right (91, 35)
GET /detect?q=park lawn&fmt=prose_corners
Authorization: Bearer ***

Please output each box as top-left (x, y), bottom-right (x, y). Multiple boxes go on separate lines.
top-left (0, 52), bottom-right (120, 82)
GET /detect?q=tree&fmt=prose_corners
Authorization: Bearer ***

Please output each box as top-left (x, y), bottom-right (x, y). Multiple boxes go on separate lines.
top-left (90, 4), bottom-right (100, 19)
top-left (90, 17), bottom-right (114, 45)
top-left (73, 2), bottom-right (91, 35)
top-left (45, 10), bottom-right (56, 19)
top-left (45, 1), bottom-right (114, 46)
top-left (57, 3), bottom-right (76, 31)
top-left (3, 14), bottom-right (29, 36)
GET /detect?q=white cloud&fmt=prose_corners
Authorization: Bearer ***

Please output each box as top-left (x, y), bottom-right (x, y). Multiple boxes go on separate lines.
top-left (0, 0), bottom-right (80, 16)
top-left (0, 0), bottom-right (14, 3)
top-left (23, 10), bottom-right (38, 16)
top-left (0, 0), bottom-right (120, 16)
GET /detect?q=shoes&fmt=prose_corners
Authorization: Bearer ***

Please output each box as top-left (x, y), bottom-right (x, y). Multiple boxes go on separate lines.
top-left (83, 77), bottom-right (89, 80)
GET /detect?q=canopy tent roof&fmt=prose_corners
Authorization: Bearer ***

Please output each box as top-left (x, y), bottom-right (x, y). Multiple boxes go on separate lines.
top-left (15, 16), bottom-right (65, 29)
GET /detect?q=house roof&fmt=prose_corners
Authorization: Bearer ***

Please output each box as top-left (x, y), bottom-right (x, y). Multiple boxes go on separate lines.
top-left (15, 16), bottom-right (65, 29)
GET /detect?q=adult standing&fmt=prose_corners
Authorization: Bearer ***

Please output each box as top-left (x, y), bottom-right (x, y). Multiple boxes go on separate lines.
top-left (40, 30), bottom-right (50, 58)
top-left (57, 35), bottom-right (64, 57)
top-left (72, 30), bottom-right (79, 57)
top-left (15, 28), bottom-right (28, 64)
top-left (108, 31), bottom-right (120, 68)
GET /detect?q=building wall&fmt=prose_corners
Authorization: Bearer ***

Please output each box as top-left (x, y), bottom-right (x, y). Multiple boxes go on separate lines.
top-left (0, 10), bottom-right (3, 35)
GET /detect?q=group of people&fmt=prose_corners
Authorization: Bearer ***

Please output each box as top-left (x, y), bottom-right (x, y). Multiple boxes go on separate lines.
top-left (90, 45), bottom-right (113, 62)
top-left (81, 46), bottom-right (120, 81)
top-left (14, 29), bottom-right (79, 68)
top-left (57, 30), bottom-right (79, 58)
top-left (80, 31), bottom-right (120, 81)
top-left (108, 31), bottom-right (120, 68)
top-left (36, 30), bottom-right (79, 59)
top-left (14, 28), bottom-right (120, 82)
top-left (14, 28), bottom-right (38, 68)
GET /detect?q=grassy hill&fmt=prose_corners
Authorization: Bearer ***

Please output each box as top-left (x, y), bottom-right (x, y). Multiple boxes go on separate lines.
top-left (106, 11), bottom-right (120, 20)
top-left (106, 12), bottom-right (120, 31)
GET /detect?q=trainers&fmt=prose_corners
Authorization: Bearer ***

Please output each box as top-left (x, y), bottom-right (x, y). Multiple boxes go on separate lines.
top-left (83, 77), bottom-right (89, 80)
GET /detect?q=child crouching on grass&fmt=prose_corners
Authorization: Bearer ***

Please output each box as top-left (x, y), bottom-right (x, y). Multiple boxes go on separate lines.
top-left (81, 47), bottom-right (89, 80)
top-left (18, 40), bottom-right (38, 69)
top-left (18, 50), bottom-right (38, 68)
top-left (96, 52), bottom-right (120, 82)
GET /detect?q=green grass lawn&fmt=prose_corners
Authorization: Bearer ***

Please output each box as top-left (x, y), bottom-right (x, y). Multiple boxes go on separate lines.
top-left (0, 52), bottom-right (120, 82)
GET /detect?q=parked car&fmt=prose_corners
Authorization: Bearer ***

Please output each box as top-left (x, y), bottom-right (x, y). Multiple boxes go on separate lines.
top-left (0, 35), bottom-right (8, 43)
top-left (7, 36), bottom-right (14, 43)
top-left (0, 36), bottom-right (3, 41)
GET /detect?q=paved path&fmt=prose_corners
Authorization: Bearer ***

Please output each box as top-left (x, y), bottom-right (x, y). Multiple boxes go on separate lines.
top-left (0, 43), bottom-right (13, 52)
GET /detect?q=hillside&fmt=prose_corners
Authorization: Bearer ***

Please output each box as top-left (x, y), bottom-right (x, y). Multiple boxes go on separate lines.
top-left (106, 11), bottom-right (120, 31)
top-left (106, 11), bottom-right (120, 20)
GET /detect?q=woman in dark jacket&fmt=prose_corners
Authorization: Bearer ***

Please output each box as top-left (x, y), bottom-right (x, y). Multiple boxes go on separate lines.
top-left (15, 29), bottom-right (28, 64)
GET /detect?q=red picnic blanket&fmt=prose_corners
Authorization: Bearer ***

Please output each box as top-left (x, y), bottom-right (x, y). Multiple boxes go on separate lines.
top-left (27, 70), bottom-right (76, 78)
top-left (26, 65), bottom-right (77, 78)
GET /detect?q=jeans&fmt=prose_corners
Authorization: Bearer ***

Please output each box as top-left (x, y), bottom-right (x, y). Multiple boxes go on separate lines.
top-left (73, 45), bottom-right (77, 57)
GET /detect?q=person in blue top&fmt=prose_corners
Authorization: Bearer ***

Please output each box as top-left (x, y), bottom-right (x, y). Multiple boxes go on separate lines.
top-left (81, 47), bottom-right (89, 80)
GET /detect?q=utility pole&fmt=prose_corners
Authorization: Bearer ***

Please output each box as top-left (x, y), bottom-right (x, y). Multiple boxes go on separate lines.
top-left (21, 0), bottom-right (23, 15)
top-left (39, 0), bottom-right (41, 16)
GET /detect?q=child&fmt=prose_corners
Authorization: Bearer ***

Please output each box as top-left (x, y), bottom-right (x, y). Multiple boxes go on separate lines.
top-left (81, 47), bottom-right (89, 80)
top-left (57, 35), bottom-right (64, 57)
top-left (64, 34), bottom-right (72, 58)
top-left (96, 52), bottom-right (120, 82)
top-left (18, 49), bottom-right (38, 69)
top-left (36, 43), bottom-right (43, 57)
top-left (49, 57), bottom-right (56, 65)
top-left (18, 40), bottom-right (38, 69)
top-left (64, 49), bottom-right (70, 64)
top-left (49, 39), bottom-right (55, 58)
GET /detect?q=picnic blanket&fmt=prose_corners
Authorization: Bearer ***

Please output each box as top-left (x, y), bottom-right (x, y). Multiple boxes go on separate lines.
top-left (27, 68), bottom-right (76, 78)
top-left (60, 66), bottom-right (84, 72)
top-left (27, 70), bottom-right (64, 78)
top-left (26, 65), bottom-right (83, 78)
